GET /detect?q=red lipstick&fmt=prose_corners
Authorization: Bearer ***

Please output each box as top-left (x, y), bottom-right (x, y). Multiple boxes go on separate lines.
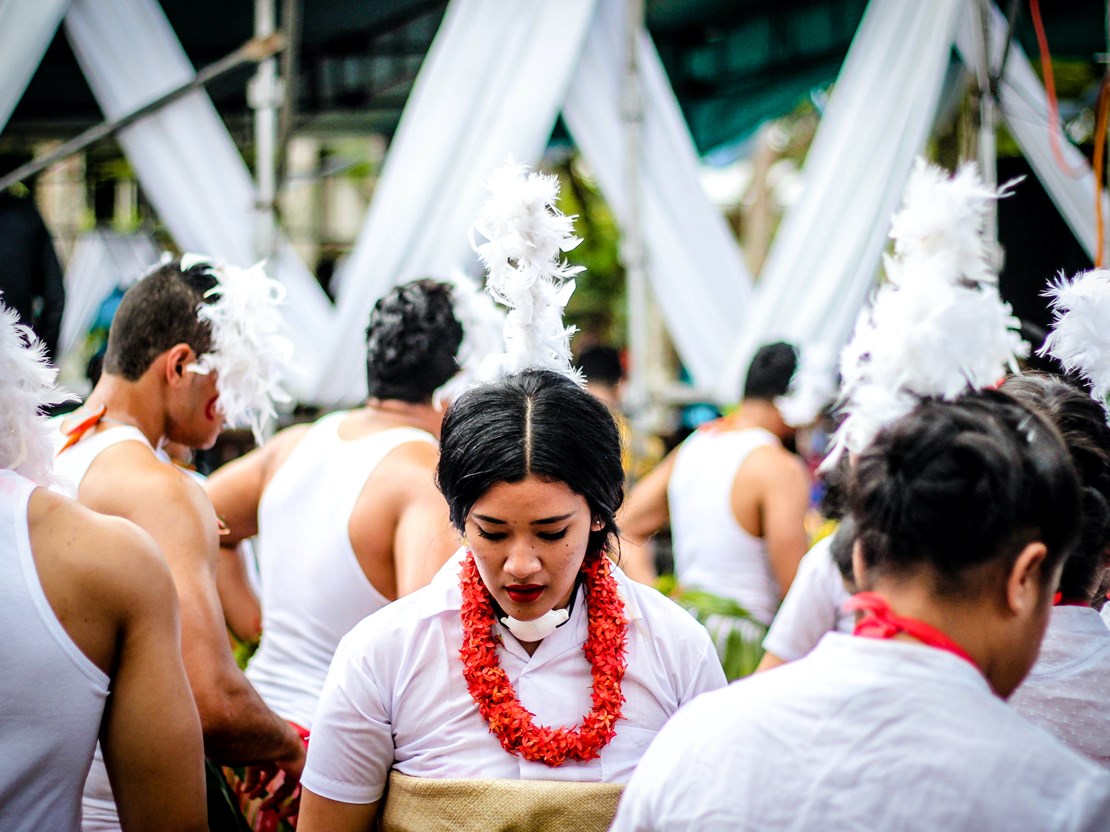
top-left (505, 585), bottom-right (543, 603)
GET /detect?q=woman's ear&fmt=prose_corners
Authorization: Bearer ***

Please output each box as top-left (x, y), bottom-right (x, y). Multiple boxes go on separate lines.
top-left (591, 517), bottom-right (605, 532)
top-left (1007, 541), bottom-right (1050, 617)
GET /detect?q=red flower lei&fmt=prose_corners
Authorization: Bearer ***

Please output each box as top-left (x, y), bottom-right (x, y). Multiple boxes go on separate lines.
top-left (458, 551), bottom-right (628, 767)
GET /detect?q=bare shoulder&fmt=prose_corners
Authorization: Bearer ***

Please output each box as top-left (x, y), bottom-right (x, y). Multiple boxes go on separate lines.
top-left (741, 443), bottom-right (810, 487)
top-left (29, 488), bottom-right (175, 615)
top-left (374, 438), bottom-right (439, 487)
top-left (256, 422), bottom-right (313, 483)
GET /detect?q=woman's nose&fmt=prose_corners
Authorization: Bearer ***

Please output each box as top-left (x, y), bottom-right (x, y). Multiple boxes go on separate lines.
top-left (504, 539), bottom-right (540, 579)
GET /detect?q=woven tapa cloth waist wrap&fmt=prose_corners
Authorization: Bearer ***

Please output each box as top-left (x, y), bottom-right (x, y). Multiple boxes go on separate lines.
top-left (378, 771), bottom-right (624, 832)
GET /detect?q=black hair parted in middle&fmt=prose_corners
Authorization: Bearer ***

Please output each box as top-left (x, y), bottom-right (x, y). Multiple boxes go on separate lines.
top-left (850, 389), bottom-right (1081, 597)
top-left (436, 368), bottom-right (624, 561)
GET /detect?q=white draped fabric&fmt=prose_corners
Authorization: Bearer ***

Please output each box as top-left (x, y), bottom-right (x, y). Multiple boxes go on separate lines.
top-left (58, 229), bottom-right (159, 355)
top-left (313, 0), bottom-right (598, 405)
top-left (0, 0), bottom-right (70, 134)
top-left (716, 0), bottom-right (964, 401)
top-left (63, 0), bottom-right (333, 400)
top-left (562, 0), bottom-right (752, 391)
top-left (955, 1), bottom-right (1110, 267)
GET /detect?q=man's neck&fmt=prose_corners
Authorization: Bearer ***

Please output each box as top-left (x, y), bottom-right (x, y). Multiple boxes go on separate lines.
top-left (358, 398), bottom-right (443, 439)
top-left (727, 400), bottom-right (788, 440)
top-left (79, 374), bottom-right (166, 448)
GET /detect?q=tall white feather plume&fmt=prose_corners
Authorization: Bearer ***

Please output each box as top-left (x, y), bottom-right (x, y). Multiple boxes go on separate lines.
top-left (0, 299), bottom-right (74, 486)
top-left (1039, 269), bottom-right (1110, 414)
top-left (470, 160), bottom-right (585, 383)
top-left (826, 158), bottom-right (1027, 466)
top-left (190, 259), bottom-right (293, 443)
top-left (775, 344), bottom-right (838, 429)
top-left (434, 269), bottom-right (507, 405)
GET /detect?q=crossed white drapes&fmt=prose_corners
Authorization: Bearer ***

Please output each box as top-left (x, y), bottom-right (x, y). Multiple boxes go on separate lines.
top-left (3, 0), bottom-right (1108, 408)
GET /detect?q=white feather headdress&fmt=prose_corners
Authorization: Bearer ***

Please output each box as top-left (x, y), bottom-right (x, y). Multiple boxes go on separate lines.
top-left (0, 299), bottom-right (74, 486)
top-left (1039, 269), bottom-right (1110, 414)
top-left (827, 158), bottom-right (1027, 465)
top-left (775, 344), bottom-right (837, 429)
top-left (469, 160), bottom-right (584, 384)
top-left (434, 269), bottom-right (507, 405)
top-left (184, 257), bottom-right (293, 443)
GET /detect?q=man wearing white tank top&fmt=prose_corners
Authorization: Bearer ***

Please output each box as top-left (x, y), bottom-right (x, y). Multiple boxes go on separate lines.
top-left (621, 342), bottom-right (811, 625)
top-left (206, 281), bottom-right (463, 796)
top-left (0, 300), bottom-right (205, 831)
top-left (53, 259), bottom-right (306, 828)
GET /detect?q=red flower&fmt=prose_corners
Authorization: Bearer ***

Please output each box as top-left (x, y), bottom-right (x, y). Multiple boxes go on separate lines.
top-left (457, 551), bottom-right (628, 767)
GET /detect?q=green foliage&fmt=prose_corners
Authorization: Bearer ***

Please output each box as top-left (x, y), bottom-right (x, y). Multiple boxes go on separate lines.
top-left (552, 156), bottom-right (627, 345)
top-left (656, 574), bottom-right (768, 681)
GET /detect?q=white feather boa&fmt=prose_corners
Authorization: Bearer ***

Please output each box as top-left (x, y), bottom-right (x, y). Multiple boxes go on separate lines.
top-left (0, 302), bottom-right (73, 486)
top-left (190, 259), bottom-right (293, 443)
top-left (775, 344), bottom-right (837, 429)
top-left (827, 159), bottom-right (1027, 464)
top-left (470, 161), bottom-right (584, 383)
top-left (1040, 269), bottom-right (1110, 412)
top-left (434, 269), bottom-right (507, 406)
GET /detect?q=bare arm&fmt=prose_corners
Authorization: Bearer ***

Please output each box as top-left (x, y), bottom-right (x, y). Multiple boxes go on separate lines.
top-left (96, 523), bottom-right (208, 831)
top-left (618, 449), bottom-right (678, 543)
top-left (30, 490), bottom-right (207, 831)
top-left (298, 791), bottom-right (378, 832)
top-left (86, 446), bottom-right (305, 773)
top-left (217, 542), bottom-right (262, 643)
top-left (350, 441), bottom-right (457, 598)
top-left (750, 449), bottom-right (811, 598)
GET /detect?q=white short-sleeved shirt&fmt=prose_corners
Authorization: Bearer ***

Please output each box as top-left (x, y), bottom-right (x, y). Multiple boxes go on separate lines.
top-left (301, 553), bottom-right (726, 804)
top-left (761, 535), bottom-right (853, 662)
top-left (612, 633), bottom-right (1110, 832)
top-left (1009, 606), bottom-right (1110, 767)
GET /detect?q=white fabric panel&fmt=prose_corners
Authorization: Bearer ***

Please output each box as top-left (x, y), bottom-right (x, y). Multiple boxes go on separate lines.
top-left (58, 229), bottom-right (158, 355)
top-left (314, 0), bottom-right (598, 406)
top-left (0, 0), bottom-right (70, 134)
top-left (716, 0), bottom-right (963, 402)
top-left (63, 0), bottom-right (332, 399)
top-left (562, 0), bottom-right (752, 391)
top-left (955, 2), bottom-right (1110, 267)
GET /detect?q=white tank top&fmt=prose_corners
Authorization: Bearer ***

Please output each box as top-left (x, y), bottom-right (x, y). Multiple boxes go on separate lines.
top-left (246, 413), bottom-right (438, 729)
top-left (667, 426), bottom-right (780, 625)
top-left (51, 424), bottom-right (157, 832)
top-left (0, 470), bottom-right (110, 831)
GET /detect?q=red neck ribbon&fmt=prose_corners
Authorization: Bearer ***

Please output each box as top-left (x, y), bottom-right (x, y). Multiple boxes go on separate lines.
top-left (56, 403), bottom-right (107, 455)
top-left (846, 592), bottom-right (978, 670)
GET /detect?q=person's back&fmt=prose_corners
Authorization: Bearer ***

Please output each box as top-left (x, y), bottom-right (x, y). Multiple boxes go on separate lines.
top-left (614, 392), bottom-right (1110, 831)
top-left (243, 413), bottom-right (441, 728)
top-left (621, 342), bottom-right (811, 614)
top-left (208, 280), bottom-right (464, 740)
top-left (0, 302), bottom-right (205, 831)
top-left (53, 258), bottom-right (306, 827)
top-left (668, 424), bottom-right (782, 623)
top-left (616, 631), bottom-right (1110, 831)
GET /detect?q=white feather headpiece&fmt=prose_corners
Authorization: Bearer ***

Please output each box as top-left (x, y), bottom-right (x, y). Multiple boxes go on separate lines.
top-left (1039, 269), bottom-right (1110, 415)
top-left (184, 257), bottom-right (293, 443)
top-left (434, 269), bottom-right (507, 406)
top-left (469, 160), bottom-right (584, 383)
top-left (826, 158), bottom-right (1027, 465)
top-left (0, 299), bottom-right (74, 486)
top-left (775, 344), bottom-right (837, 429)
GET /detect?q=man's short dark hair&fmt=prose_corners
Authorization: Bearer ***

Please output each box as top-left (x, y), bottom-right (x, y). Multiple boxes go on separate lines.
top-left (577, 345), bottom-right (624, 388)
top-left (102, 259), bottom-right (218, 381)
top-left (743, 341), bottom-right (798, 401)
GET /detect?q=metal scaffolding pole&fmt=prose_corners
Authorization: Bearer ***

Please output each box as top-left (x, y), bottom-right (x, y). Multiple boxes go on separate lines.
top-left (251, 0), bottom-right (281, 261)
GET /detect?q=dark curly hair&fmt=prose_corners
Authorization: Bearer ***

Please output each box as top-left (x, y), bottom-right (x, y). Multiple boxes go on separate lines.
top-left (1001, 372), bottom-right (1110, 604)
top-left (850, 389), bottom-right (1080, 598)
top-left (365, 279), bottom-right (464, 403)
top-left (102, 258), bottom-right (218, 381)
top-left (436, 369), bottom-right (624, 561)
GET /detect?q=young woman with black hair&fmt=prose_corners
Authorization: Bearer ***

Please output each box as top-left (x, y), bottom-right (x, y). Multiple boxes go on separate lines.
top-left (1002, 373), bottom-right (1110, 766)
top-left (613, 390), bottom-right (1110, 831)
top-left (298, 369), bottom-right (725, 832)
